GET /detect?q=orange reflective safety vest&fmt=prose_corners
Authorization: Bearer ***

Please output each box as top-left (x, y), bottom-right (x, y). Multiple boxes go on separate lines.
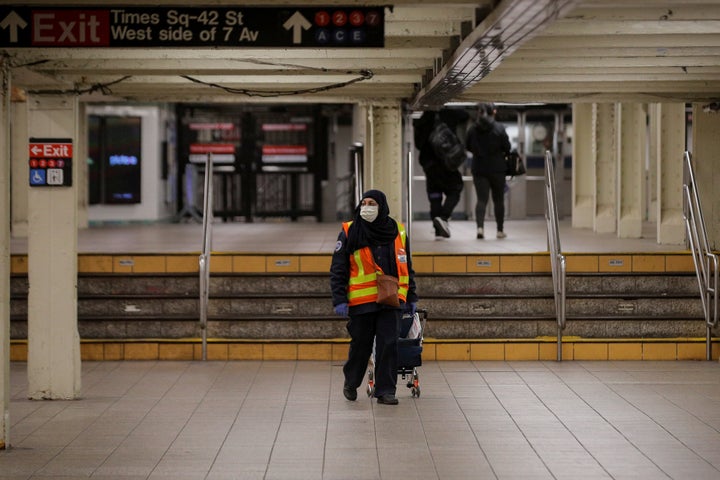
top-left (342, 220), bottom-right (410, 307)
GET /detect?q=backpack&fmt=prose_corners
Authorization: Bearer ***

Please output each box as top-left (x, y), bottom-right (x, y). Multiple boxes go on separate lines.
top-left (428, 121), bottom-right (466, 171)
top-left (505, 149), bottom-right (526, 177)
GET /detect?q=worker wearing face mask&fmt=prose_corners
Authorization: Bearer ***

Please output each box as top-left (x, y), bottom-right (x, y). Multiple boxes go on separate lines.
top-left (330, 190), bottom-right (419, 405)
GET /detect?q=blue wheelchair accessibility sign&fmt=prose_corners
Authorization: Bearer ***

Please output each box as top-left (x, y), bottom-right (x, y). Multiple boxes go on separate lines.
top-left (30, 169), bottom-right (46, 186)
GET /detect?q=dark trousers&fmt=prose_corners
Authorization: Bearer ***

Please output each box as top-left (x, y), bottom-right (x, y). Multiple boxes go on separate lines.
top-left (424, 164), bottom-right (463, 227)
top-left (473, 173), bottom-right (506, 231)
top-left (343, 309), bottom-right (399, 397)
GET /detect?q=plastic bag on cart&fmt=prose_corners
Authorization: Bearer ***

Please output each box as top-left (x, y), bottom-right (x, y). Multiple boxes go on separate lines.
top-left (399, 312), bottom-right (420, 339)
top-left (407, 313), bottom-right (422, 339)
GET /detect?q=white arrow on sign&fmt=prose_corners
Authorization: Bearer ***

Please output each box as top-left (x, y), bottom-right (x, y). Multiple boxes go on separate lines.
top-left (283, 11), bottom-right (311, 45)
top-left (0, 11), bottom-right (27, 43)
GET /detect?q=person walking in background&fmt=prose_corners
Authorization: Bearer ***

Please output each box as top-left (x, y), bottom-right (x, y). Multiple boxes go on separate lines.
top-left (330, 190), bottom-right (418, 405)
top-left (413, 108), bottom-right (470, 239)
top-left (466, 102), bottom-right (511, 239)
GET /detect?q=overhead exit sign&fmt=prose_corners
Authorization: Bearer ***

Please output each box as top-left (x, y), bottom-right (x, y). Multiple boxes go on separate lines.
top-left (0, 6), bottom-right (384, 48)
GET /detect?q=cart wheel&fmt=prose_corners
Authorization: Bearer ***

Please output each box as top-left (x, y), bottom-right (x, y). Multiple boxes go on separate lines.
top-left (366, 370), bottom-right (375, 397)
top-left (411, 386), bottom-right (420, 397)
top-left (406, 379), bottom-right (414, 388)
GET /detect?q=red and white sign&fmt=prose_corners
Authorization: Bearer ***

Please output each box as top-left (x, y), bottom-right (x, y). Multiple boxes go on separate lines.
top-left (29, 141), bottom-right (73, 157)
top-left (261, 144), bottom-right (308, 163)
top-left (262, 123), bottom-right (307, 132)
top-left (262, 145), bottom-right (307, 155)
top-left (32, 10), bottom-right (110, 46)
top-left (189, 122), bottom-right (235, 131)
top-left (190, 143), bottom-right (235, 154)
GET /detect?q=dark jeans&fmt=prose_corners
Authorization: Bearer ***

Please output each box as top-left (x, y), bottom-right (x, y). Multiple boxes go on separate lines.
top-left (343, 308), bottom-right (399, 397)
top-left (424, 164), bottom-right (463, 230)
top-left (472, 173), bottom-right (506, 231)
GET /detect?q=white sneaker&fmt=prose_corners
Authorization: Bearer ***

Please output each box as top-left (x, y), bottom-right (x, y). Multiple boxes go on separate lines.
top-left (497, 231), bottom-right (507, 239)
top-left (433, 217), bottom-right (450, 238)
top-left (476, 227), bottom-right (484, 239)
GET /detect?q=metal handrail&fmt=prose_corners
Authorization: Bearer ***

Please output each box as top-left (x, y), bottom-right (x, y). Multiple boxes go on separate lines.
top-left (682, 151), bottom-right (718, 360)
top-left (544, 150), bottom-right (566, 361)
top-left (406, 148), bottom-right (413, 232)
top-left (199, 153), bottom-right (214, 361)
top-left (352, 142), bottom-right (364, 206)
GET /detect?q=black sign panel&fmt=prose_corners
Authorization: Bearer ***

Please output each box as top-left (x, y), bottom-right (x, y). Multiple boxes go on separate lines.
top-left (28, 138), bottom-right (73, 187)
top-left (0, 6), bottom-right (384, 48)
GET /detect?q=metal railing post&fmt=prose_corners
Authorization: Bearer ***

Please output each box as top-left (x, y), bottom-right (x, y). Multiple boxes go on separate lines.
top-left (544, 150), bottom-right (566, 361)
top-left (352, 142), bottom-right (364, 206)
top-left (682, 151), bottom-right (718, 360)
top-left (199, 153), bottom-right (214, 361)
top-left (406, 148), bottom-right (413, 232)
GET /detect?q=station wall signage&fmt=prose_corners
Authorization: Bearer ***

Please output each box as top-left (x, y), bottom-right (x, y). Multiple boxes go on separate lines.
top-left (0, 6), bottom-right (384, 48)
top-left (28, 138), bottom-right (73, 187)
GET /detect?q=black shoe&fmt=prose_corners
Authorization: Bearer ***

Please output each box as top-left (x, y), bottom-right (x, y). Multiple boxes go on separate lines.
top-left (343, 384), bottom-right (357, 401)
top-left (376, 394), bottom-right (398, 405)
top-left (432, 217), bottom-right (450, 238)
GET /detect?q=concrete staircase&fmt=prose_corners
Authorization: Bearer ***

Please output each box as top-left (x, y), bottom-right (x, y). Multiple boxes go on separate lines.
top-left (11, 270), bottom-right (706, 341)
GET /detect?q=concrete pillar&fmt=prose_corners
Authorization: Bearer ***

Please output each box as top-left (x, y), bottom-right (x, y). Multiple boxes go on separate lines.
top-left (616, 103), bottom-right (646, 238)
top-left (10, 98), bottom-right (28, 236)
top-left (27, 94), bottom-right (81, 400)
top-left (1, 57), bottom-right (11, 450)
top-left (594, 103), bottom-right (617, 233)
top-left (652, 103), bottom-right (686, 245)
top-left (571, 103), bottom-right (594, 229)
top-left (691, 103), bottom-right (720, 250)
top-left (367, 102), bottom-right (403, 217)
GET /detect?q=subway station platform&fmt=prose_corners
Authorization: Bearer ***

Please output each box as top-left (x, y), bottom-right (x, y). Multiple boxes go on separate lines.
top-left (3, 360), bottom-right (720, 479)
top-left (9, 219), bottom-right (688, 255)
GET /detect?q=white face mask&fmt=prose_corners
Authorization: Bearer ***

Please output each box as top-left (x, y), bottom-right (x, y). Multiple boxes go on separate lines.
top-left (360, 205), bottom-right (379, 223)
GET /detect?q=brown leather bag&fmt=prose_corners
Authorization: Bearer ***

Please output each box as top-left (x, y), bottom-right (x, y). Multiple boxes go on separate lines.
top-left (375, 270), bottom-right (400, 307)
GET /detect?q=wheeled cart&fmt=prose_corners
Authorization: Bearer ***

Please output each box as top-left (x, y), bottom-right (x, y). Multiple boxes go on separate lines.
top-left (366, 308), bottom-right (427, 398)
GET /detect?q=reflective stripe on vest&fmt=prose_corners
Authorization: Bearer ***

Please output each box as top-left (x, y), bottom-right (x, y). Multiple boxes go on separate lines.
top-left (342, 220), bottom-right (410, 306)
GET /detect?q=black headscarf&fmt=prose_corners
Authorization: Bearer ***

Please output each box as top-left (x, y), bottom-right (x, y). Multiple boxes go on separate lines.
top-left (346, 189), bottom-right (399, 252)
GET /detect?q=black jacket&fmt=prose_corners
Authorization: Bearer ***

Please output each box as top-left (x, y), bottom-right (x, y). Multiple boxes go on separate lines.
top-left (466, 116), bottom-right (511, 175)
top-left (330, 222), bottom-right (419, 316)
top-left (413, 109), bottom-right (470, 169)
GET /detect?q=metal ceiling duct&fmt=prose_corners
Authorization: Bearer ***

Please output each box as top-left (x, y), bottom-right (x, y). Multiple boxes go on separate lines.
top-left (410, 0), bottom-right (578, 110)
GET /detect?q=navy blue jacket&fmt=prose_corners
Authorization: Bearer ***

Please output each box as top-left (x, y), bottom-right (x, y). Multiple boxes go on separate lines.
top-left (330, 224), bottom-right (419, 316)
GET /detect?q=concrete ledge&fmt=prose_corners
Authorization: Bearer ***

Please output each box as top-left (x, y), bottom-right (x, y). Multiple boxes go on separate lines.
top-left (10, 252), bottom-right (697, 275)
top-left (9, 337), bottom-right (718, 362)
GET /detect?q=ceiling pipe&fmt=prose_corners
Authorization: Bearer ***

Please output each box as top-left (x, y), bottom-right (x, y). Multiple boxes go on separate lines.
top-left (410, 0), bottom-right (578, 110)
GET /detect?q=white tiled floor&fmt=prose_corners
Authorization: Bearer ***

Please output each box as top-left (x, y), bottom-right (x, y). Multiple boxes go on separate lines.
top-left (3, 360), bottom-right (720, 479)
top-left (10, 219), bottom-right (687, 255)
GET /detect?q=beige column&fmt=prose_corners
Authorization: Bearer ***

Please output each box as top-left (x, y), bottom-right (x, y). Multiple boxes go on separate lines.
top-left (27, 94), bottom-right (81, 400)
top-left (652, 103), bottom-right (686, 245)
top-left (594, 103), bottom-right (617, 233)
top-left (366, 101), bottom-right (403, 216)
top-left (1, 57), bottom-right (11, 449)
top-left (10, 98), bottom-right (28, 236)
top-left (616, 103), bottom-right (646, 238)
top-left (691, 103), bottom-right (720, 250)
top-left (571, 103), bottom-right (594, 229)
